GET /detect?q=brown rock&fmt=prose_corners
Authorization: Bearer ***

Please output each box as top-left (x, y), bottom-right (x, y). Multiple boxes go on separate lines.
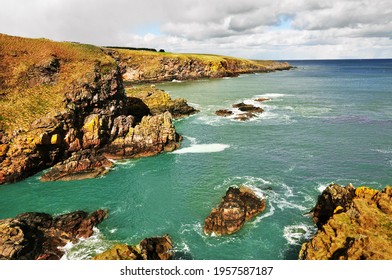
top-left (254, 97), bottom-right (270, 102)
top-left (204, 186), bottom-right (266, 236)
top-left (0, 209), bottom-right (107, 260)
top-left (232, 102), bottom-right (264, 113)
top-left (299, 185), bottom-right (392, 260)
top-left (40, 150), bottom-right (113, 182)
top-left (93, 234), bottom-right (173, 260)
top-left (234, 112), bottom-right (256, 121)
top-left (215, 109), bottom-right (233, 117)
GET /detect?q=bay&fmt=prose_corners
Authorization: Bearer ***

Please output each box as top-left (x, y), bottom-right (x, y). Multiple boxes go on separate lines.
top-left (0, 59), bottom-right (391, 259)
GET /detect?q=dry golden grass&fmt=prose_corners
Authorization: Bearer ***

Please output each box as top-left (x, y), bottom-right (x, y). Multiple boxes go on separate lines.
top-left (0, 34), bottom-right (114, 132)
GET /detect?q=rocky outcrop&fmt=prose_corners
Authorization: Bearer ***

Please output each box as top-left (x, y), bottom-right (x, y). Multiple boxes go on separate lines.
top-left (299, 184), bottom-right (392, 260)
top-left (216, 102), bottom-right (264, 121)
top-left (204, 186), bottom-right (266, 235)
top-left (102, 112), bottom-right (181, 159)
top-left (0, 209), bottom-right (107, 260)
top-left (92, 234), bottom-right (173, 260)
top-left (40, 150), bottom-right (113, 181)
top-left (126, 86), bottom-right (198, 119)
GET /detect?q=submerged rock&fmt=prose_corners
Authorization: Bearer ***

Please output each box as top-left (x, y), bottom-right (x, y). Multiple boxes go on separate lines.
top-left (93, 234), bottom-right (173, 260)
top-left (0, 209), bottom-right (107, 260)
top-left (204, 186), bottom-right (266, 236)
top-left (299, 184), bottom-right (392, 260)
top-left (215, 109), bottom-right (233, 117)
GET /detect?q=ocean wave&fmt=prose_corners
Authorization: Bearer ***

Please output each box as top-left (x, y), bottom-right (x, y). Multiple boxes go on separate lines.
top-left (60, 227), bottom-right (113, 260)
top-left (173, 143), bottom-right (230, 154)
top-left (283, 224), bottom-right (317, 245)
top-left (372, 148), bottom-right (392, 154)
top-left (255, 93), bottom-right (288, 99)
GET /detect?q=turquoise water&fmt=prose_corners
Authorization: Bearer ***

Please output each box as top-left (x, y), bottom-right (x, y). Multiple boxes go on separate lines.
top-left (1, 59), bottom-right (391, 259)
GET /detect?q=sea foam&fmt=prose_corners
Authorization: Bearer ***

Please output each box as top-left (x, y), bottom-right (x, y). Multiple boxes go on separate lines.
top-left (173, 144), bottom-right (230, 154)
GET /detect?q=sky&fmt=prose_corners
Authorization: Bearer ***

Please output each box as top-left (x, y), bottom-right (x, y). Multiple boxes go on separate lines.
top-left (1, 0), bottom-right (391, 59)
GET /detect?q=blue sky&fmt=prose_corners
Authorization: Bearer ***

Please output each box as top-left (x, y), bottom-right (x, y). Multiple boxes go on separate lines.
top-left (1, 0), bottom-right (391, 59)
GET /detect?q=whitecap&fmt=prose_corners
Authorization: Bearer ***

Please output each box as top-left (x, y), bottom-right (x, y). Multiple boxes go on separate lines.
top-left (171, 79), bottom-right (182, 83)
top-left (283, 224), bottom-right (317, 245)
top-left (183, 135), bottom-right (198, 145)
top-left (173, 143), bottom-right (230, 154)
top-left (255, 93), bottom-right (288, 98)
top-left (60, 227), bottom-right (113, 260)
top-left (372, 148), bottom-right (392, 154)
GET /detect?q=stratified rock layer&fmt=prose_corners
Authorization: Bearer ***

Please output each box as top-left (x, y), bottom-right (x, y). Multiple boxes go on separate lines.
top-left (299, 184), bottom-right (392, 260)
top-left (0, 209), bottom-right (107, 260)
top-left (204, 186), bottom-right (266, 235)
top-left (92, 234), bottom-right (173, 260)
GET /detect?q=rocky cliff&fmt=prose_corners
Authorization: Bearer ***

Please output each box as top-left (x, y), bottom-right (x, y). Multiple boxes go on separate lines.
top-left (0, 34), bottom-right (291, 185)
top-left (299, 184), bottom-right (392, 260)
top-left (105, 48), bottom-right (292, 84)
top-left (0, 34), bottom-right (193, 184)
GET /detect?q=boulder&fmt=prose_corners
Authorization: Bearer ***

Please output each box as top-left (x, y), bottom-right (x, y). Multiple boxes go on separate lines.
top-left (299, 184), bottom-right (392, 260)
top-left (93, 234), bottom-right (173, 260)
top-left (0, 209), bottom-right (107, 260)
top-left (254, 97), bottom-right (270, 102)
top-left (40, 150), bottom-right (113, 182)
top-left (204, 186), bottom-right (266, 235)
top-left (215, 109), bottom-right (233, 117)
top-left (232, 102), bottom-right (264, 113)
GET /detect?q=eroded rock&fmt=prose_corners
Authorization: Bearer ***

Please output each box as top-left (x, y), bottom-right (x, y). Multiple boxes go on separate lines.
top-left (204, 186), bottom-right (266, 236)
top-left (92, 234), bottom-right (173, 260)
top-left (299, 184), bottom-right (392, 260)
top-left (0, 209), bottom-right (107, 260)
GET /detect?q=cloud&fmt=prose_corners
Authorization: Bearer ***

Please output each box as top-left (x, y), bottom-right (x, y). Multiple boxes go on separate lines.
top-left (0, 0), bottom-right (391, 59)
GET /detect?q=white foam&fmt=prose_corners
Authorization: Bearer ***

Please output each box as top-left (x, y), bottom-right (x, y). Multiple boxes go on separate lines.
top-left (183, 135), bottom-right (198, 145)
top-left (372, 148), bottom-right (392, 154)
top-left (171, 79), bottom-right (182, 83)
top-left (255, 93), bottom-right (287, 98)
top-left (283, 224), bottom-right (317, 245)
top-left (173, 144), bottom-right (230, 154)
top-left (60, 228), bottom-right (113, 260)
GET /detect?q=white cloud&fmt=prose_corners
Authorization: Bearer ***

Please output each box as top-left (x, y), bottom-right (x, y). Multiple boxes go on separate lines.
top-left (0, 0), bottom-right (391, 59)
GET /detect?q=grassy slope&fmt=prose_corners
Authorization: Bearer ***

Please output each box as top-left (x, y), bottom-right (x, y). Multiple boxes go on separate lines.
top-left (0, 34), bottom-right (114, 133)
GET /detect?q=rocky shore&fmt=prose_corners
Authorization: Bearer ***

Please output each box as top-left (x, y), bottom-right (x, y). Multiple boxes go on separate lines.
top-left (0, 34), bottom-right (289, 185)
top-left (0, 210), bottom-right (107, 260)
top-left (299, 184), bottom-right (392, 260)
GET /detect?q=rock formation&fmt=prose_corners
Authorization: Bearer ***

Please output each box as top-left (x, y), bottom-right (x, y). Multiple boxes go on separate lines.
top-left (0, 34), bottom-right (195, 184)
top-left (92, 234), bottom-right (173, 260)
top-left (126, 85), bottom-right (198, 119)
top-left (204, 186), bottom-right (266, 235)
top-left (299, 184), bottom-right (392, 260)
top-left (106, 48), bottom-right (292, 84)
top-left (0, 209), bottom-right (107, 260)
top-left (215, 102), bottom-right (264, 121)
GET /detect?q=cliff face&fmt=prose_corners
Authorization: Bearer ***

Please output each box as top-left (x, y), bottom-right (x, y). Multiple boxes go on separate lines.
top-left (0, 34), bottom-right (185, 184)
top-left (299, 184), bottom-right (392, 260)
top-left (105, 48), bottom-right (292, 84)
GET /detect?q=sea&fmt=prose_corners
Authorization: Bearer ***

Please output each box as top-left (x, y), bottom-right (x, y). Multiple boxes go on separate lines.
top-left (0, 59), bottom-right (391, 260)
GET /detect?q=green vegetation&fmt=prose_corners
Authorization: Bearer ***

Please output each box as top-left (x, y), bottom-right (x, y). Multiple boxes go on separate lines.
top-left (0, 34), bottom-right (115, 132)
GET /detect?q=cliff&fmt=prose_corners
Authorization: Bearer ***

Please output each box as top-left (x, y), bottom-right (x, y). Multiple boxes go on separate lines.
top-left (0, 34), bottom-right (184, 184)
top-left (0, 34), bottom-right (291, 185)
top-left (299, 184), bottom-right (392, 260)
top-left (105, 48), bottom-right (292, 84)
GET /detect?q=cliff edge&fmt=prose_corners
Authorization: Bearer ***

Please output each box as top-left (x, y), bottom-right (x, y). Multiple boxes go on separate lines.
top-left (299, 183), bottom-right (392, 260)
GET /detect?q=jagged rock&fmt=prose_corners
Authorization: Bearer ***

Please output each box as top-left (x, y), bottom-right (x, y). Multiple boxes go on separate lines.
top-left (126, 86), bottom-right (198, 119)
top-left (215, 109), bottom-right (233, 117)
top-left (0, 209), bottom-right (107, 260)
top-left (40, 149), bottom-right (113, 181)
top-left (204, 186), bottom-right (266, 236)
top-left (299, 184), bottom-right (392, 260)
top-left (254, 97), bottom-right (270, 102)
top-left (102, 111), bottom-right (181, 159)
top-left (234, 112), bottom-right (256, 121)
top-left (312, 183), bottom-right (356, 227)
top-left (92, 234), bottom-right (173, 260)
top-left (233, 102), bottom-right (264, 113)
